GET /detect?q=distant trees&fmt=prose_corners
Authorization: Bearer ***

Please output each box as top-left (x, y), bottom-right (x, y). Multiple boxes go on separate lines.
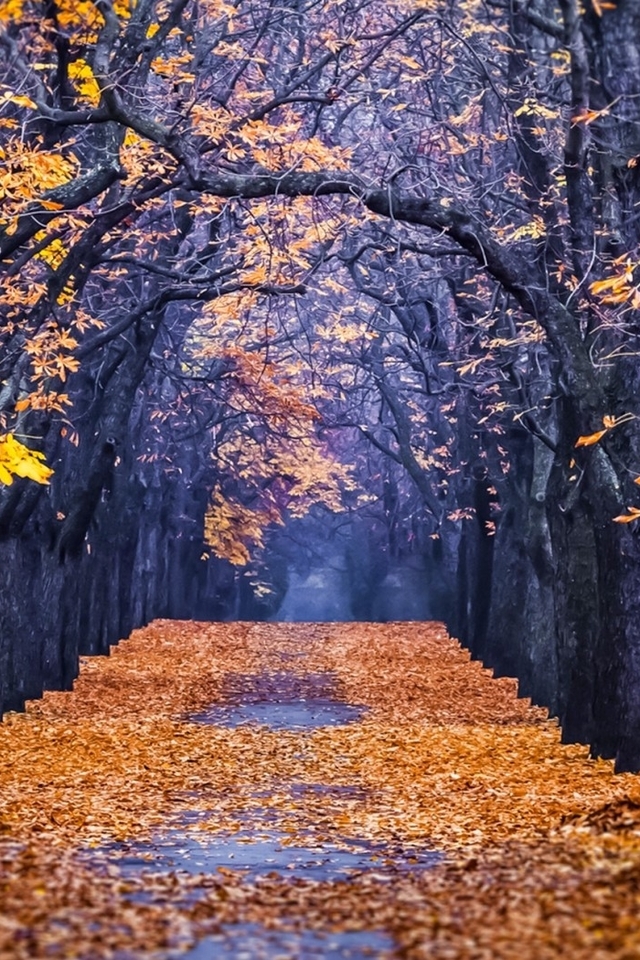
top-left (2, 0), bottom-right (640, 767)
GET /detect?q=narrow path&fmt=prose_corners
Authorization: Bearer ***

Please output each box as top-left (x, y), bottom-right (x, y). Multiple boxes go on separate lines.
top-left (1, 622), bottom-right (640, 958)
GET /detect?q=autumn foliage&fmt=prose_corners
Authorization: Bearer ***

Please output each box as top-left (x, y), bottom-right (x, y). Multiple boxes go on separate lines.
top-left (2, 0), bottom-right (640, 768)
top-left (0, 0), bottom-right (638, 538)
top-left (2, 621), bottom-right (640, 958)
top-left (0, 432), bottom-right (52, 485)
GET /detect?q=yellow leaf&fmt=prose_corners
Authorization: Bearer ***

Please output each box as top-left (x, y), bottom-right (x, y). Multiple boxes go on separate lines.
top-left (0, 91), bottom-right (36, 109)
top-left (68, 59), bottom-right (101, 103)
top-left (590, 276), bottom-right (626, 295)
top-left (0, 463), bottom-right (14, 484)
top-left (0, 434), bottom-right (53, 486)
top-left (514, 97), bottom-right (559, 120)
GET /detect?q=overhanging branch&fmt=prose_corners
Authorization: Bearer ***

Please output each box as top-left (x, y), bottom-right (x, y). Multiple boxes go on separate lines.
top-left (195, 169), bottom-right (605, 423)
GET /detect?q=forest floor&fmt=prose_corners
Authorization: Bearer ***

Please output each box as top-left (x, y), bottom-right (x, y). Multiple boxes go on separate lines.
top-left (2, 621), bottom-right (640, 959)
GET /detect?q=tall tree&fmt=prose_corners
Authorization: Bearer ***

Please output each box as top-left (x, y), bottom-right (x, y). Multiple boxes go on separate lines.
top-left (2, 0), bottom-right (640, 768)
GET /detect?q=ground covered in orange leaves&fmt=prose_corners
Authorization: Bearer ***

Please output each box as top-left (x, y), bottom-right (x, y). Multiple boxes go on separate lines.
top-left (1, 621), bottom-right (640, 959)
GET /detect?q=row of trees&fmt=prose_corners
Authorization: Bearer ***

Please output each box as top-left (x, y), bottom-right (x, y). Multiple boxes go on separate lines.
top-left (2, 0), bottom-right (640, 767)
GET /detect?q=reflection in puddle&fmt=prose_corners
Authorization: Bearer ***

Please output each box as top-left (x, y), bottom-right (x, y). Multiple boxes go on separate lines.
top-left (189, 671), bottom-right (367, 730)
top-left (191, 699), bottom-right (365, 730)
top-left (100, 823), bottom-right (441, 883)
top-left (89, 672), bottom-right (439, 959)
top-left (177, 924), bottom-right (395, 959)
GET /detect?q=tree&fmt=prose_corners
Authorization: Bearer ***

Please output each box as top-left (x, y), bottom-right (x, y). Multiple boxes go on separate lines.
top-left (2, 0), bottom-right (640, 769)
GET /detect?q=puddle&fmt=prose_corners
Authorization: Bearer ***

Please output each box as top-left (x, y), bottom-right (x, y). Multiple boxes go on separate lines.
top-left (85, 670), bottom-right (436, 958)
top-left (94, 783), bottom-right (441, 885)
top-left (188, 672), bottom-right (367, 730)
top-left (177, 924), bottom-right (395, 959)
top-left (99, 824), bottom-right (440, 884)
top-left (191, 700), bottom-right (365, 730)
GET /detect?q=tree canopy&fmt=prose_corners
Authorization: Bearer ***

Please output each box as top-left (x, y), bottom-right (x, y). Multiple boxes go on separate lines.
top-left (3, 0), bottom-right (640, 767)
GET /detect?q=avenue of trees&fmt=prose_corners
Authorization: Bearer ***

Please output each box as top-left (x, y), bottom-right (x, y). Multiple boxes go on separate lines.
top-left (2, 0), bottom-right (640, 769)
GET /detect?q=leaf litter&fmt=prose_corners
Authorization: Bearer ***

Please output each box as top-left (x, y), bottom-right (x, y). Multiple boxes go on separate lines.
top-left (1, 621), bottom-right (640, 958)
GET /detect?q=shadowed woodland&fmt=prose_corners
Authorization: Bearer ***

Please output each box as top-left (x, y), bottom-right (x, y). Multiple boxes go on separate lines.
top-left (2, 0), bottom-right (640, 773)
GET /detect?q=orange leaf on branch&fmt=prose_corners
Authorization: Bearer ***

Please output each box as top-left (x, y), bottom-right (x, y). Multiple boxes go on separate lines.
top-left (592, 0), bottom-right (617, 14)
top-left (612, 507), bottom-right (640, 524)
top-left (575, 429), bottom-right (608, 447)
top-left (575, 413), bottom-right (636, 447)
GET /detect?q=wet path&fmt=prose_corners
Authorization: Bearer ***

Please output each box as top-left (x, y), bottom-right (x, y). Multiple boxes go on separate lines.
top-left (187, 670), bottom-right (368, 729)
top-left (92, 662), bottom-right (439, 956)
top-left (2, 622), bottom-right (640, 959)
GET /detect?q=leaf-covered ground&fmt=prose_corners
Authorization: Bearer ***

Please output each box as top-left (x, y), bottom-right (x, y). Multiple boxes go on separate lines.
top-left (1, 621), bottom-right (640, 958)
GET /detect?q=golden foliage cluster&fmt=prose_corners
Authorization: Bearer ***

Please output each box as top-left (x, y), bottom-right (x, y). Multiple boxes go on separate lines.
top-left (1, 621), bottom-right (640, 958)
top-left (0, 432), bottom-right (52, 485)
top-left (590, 257), bottom-right (640, 309)
top-left (0, 0), bottom-right (591, 512)
top-left (189, 338), bottom-right (354, 564)
top-left (0, 138), bottom-right (77, 226)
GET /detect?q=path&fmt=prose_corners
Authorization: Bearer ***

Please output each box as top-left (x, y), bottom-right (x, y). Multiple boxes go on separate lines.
top-left (1, 622), bottom-right (640, 959)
